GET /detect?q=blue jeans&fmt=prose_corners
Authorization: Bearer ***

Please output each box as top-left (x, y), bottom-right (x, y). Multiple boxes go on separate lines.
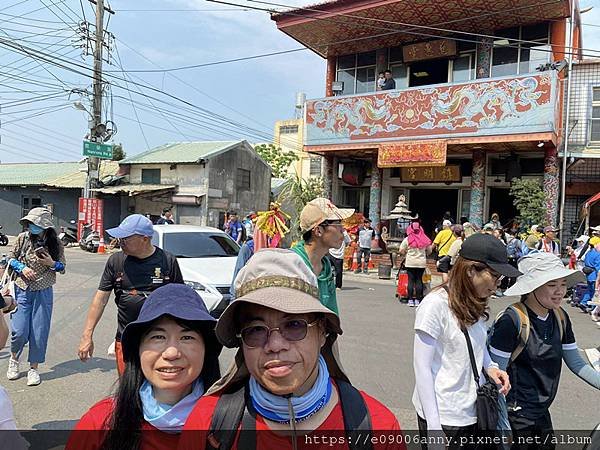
top-left (10, 286), bottom-right (54, 364)
top-left (581, 280), bottom-right (597, 306)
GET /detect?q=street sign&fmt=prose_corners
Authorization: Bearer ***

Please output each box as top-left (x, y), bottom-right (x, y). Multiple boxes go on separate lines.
top-left (83, 140), bottom-right (113, 159)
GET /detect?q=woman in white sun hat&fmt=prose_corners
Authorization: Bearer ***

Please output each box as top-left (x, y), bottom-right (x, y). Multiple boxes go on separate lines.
top-left (488, 252), bottom-right (600, 449)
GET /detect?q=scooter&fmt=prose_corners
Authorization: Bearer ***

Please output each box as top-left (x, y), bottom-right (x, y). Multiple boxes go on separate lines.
top-left (0, 226), bottom-right (8, 246)
top-left (79, 223), bottom-right (100, 253)
top-left (58, 220), bottom-right (78, 246)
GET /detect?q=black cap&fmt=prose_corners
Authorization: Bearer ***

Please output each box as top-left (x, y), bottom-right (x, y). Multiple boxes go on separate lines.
top-left (459, 233), bottom-right (522, 278)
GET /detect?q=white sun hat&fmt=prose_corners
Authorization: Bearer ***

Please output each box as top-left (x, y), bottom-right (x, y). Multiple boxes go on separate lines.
top-left (505, 252), bottom-right (587, 296)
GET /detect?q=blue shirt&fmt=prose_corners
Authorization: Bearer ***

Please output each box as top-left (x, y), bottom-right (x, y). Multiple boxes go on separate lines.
top-left (227, 220), bottom-right (243, 242)
top-left (584, 249), bottom-right (600, 282)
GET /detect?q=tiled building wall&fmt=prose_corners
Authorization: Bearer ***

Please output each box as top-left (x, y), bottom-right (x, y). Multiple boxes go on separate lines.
top-left (568, 62), bottom-right (600, 149)
top-left (564, 195), bottom-right (589, 245)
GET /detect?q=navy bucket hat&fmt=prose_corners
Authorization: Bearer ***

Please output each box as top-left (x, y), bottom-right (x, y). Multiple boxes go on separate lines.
top-left (120, 283), bottom-right (221, 362)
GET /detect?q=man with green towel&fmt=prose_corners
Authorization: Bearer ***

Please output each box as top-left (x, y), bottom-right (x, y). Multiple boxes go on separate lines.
top-left (292, 198), bottom-right (354, 314)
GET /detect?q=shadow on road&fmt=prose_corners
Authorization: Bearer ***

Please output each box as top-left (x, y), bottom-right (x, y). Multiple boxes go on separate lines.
top-left (42, 357), bottom-right (115, 382)
top-left (32, 419), bottom-right (78, 430)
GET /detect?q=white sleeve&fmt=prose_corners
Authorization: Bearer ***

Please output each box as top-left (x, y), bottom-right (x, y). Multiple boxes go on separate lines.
top-left (414, 331), bottom-right (442, 431)
top-left (414, 293), bottom-right (445, 340)
top-left (0, 388), bottom-right (17, 430)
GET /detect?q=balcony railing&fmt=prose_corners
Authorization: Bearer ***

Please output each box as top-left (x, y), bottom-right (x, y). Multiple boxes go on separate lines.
top-left (304, 72), bottom-right (559, 149)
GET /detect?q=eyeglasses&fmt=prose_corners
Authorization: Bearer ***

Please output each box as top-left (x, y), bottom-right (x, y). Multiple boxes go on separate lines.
top-left (473, 264), bottom-right (505, 283)
top-left (237, 318), bottom-right (321, 348)
top-left (320, 221), bottom-right (343, 229)
top-left (119, 234), bottom-right (141, 245)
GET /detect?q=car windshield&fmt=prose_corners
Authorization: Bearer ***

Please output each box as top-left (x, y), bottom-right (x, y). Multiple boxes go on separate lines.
top-left (162, 232), bottom-right (239, 258)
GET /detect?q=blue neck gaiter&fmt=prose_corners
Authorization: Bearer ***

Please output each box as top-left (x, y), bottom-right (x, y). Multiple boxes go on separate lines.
top-left (249, 355), bottom-right (332, 424)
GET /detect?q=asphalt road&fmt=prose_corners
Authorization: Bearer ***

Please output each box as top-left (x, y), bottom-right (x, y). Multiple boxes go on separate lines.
top-left (1, 246), bottom-right (599, 433)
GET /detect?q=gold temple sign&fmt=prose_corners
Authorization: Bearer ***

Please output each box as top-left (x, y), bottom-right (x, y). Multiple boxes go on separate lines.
top-left (403, 39), bottom-right (457, 63)
top-left (400, 165), bottom-right (461, 183)
top-left (378, 140), bottom-right (447, 168)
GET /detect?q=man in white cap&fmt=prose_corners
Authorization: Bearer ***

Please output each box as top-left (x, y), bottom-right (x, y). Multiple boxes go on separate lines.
top-left (77, 214), bottom-right (184, 373)
top-left (292, 198), bottom-right (354, 315)
top-left (536, 226), bottom-right (560, 256)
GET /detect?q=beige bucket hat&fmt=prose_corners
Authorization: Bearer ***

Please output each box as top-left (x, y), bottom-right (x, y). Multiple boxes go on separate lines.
top-left (207, 248), bottom-right (346, 395)
top-left (19, 207), bottom-right (54, 229)
top-left (299, 198), bottom-right (354, 233)
top-left (505, 252), bottom-right (587, 296)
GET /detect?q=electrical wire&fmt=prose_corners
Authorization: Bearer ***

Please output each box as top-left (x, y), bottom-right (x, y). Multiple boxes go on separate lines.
top-left (0, 0), bottom-right (36, 13)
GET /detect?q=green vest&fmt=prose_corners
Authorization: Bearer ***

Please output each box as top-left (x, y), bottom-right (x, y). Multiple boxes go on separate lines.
top-left (292, 241), bottom-right (339, 315)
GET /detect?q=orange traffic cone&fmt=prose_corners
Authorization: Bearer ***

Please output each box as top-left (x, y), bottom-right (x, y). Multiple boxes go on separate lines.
top-left (350, 248), bottom-right (358, 271)
top-left (98, 237), bottom-right (105, 254)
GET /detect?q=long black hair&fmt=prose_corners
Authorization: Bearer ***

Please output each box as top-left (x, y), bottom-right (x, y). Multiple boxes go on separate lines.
top-left (100, 317), bottom-right (221, 450)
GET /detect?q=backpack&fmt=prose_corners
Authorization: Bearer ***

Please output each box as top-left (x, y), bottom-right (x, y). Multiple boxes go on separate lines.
top-left (205, 379), bottom-right (373, 450)
top-left (506, 237), bottom-right (521, 259)
top-left (489, 302), bottom-right (566, 364)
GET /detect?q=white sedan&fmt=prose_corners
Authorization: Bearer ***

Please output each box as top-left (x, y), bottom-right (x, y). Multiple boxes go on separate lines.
top-left (152, 225), bottom-right (239, 317)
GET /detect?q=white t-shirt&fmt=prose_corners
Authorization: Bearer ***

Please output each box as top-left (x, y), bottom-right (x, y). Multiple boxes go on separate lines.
top-left (0, 386), bottom-right (17, 430)
top-left (399, 237), bottom-right (427, 268)
top-left (412, 289), bottom-right (487, 427)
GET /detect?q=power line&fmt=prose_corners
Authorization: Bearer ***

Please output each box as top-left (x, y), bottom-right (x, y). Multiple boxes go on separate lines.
top-left (0, 0), bottom-right (36, 13)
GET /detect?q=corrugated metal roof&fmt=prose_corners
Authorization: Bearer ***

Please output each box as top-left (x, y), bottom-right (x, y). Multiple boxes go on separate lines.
top-left (0, 162), bottom-right (81, 186)
top-left (46, 160), bottom-right (120, 188)
top-left (121, 141), bottom-right (243, 164)
top-left (91, 184), bottom-right (175, 196)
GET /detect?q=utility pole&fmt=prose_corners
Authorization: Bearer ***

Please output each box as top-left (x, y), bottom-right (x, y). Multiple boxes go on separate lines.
top-left (85, 0), bottom-right (105, 198)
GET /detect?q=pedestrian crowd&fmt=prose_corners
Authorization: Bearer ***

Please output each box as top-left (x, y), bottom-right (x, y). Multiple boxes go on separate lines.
top-left (0, 201), bottom-right (599, 449)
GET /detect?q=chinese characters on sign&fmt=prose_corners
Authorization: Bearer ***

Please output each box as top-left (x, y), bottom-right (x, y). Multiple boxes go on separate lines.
top-left (378, 140), bottom-right (447, 168)
top-left (403, 39), bottom-right (457, 63)
top-left (400, 165), bottom-right (461, 183)
top-left (78, 198), bottom-right (104, 240)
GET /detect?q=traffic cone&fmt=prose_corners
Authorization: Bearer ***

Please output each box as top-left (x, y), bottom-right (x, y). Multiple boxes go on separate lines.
top-left (98, 237), bottom-right (105, 254)
top-left (350, 248), bottom-right (358, 271)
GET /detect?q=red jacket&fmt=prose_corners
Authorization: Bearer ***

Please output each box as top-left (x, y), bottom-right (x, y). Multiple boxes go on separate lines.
top-left (66, 398), bottom-right (181, 450)
top-left (178, 385), bottom-right (406, 450)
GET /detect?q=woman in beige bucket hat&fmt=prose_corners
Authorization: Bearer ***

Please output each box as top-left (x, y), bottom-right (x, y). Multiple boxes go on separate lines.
top-left (5, 207), bottom-right (65, 387)
top-left (489, 252), bottom-right (600, 447)
top-left (180, 248), bottom-right (404, 450)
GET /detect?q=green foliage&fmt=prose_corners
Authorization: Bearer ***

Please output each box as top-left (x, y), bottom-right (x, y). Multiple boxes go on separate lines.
top-left (254, 143), bottom-right (299, 178)
top-left (277, 173), bottom-right (325, 242)
top-left (509, 178), bottom-right (546, 229)
top-left (111, 143), bottom-right (126, 161)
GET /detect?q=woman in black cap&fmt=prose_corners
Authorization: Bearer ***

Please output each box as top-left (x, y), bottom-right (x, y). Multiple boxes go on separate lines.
top-left (413, 233), bottom-right (519, 448)
top-left (67, 284), bottom-right (221, 450)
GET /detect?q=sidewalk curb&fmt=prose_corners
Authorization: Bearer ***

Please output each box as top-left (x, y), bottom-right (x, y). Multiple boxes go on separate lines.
top-left (342, 270), bottom-right (444, 286)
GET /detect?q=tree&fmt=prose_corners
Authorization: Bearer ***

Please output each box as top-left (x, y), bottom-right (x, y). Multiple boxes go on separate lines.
top-left (277, 173), bottom-right (325, 242)
top-left (254, 143), bottom-right (299, 178)
top-left (111, 143), bottom-right (126, 161)
top-left (509, 178), bottom-right (546, 231)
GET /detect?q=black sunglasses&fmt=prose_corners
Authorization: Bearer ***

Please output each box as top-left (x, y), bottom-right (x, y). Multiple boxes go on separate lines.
top-left (237, 318), bottom-right (321, 348)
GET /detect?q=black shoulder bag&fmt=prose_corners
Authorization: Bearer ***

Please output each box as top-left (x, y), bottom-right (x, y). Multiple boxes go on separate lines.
top-left (462, 327), bottom-right (499, 431)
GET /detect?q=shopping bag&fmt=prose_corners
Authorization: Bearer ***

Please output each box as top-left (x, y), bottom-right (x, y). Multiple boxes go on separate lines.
top-left (396, 269), bottom-right (408, 299)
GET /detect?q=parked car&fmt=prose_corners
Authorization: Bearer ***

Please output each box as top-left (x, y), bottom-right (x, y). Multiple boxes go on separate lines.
top-left (151, 225), bottom-right (239, 317)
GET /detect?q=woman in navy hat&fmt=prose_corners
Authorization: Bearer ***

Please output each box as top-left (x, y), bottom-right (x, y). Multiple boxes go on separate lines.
top-left (67, 284), bottom-right (221, 450)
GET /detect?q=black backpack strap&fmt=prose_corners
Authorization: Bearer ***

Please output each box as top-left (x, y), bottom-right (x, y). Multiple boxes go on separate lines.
top-left (206, 384), bottom-right (256, 450)
top-left (336, 379), bottom-right (373, 450)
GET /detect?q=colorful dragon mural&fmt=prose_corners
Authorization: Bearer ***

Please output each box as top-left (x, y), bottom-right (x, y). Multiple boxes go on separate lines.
top-left (305, 73), bottom-right (557, 147)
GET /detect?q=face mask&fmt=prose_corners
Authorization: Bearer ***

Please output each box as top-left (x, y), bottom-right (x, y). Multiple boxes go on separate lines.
top-left (28, 224), bottom-right (44, 235)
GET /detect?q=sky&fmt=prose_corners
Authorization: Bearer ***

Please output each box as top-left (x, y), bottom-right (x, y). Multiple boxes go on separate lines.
top-left (0, 0), bottom-right (599, 163)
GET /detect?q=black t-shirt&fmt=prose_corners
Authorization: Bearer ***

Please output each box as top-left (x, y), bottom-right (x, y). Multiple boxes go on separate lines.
top-left (381, 78), bottom-right (396, 90)
top-left (98, 247), bottom-right (184, 340)
top-left (489, 304), bottom-right (576, 419)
